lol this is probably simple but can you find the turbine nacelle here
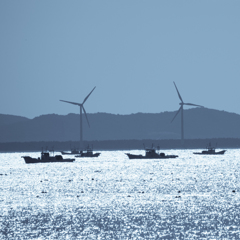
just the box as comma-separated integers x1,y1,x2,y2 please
172,82,203,122
60,86,96,128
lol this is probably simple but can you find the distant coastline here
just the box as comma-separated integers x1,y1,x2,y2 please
0,138,239,152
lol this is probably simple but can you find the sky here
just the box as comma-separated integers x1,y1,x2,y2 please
0,1,240,119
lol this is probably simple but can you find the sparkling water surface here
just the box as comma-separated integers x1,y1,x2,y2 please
0,149,240,239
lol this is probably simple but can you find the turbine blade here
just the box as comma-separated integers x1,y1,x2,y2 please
82,106,90,128
82,86,96,105
173,82,183,103
60,100,81,106
184,103,203,107
171,107,181,123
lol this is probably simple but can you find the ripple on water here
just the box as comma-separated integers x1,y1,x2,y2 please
0,150,240,239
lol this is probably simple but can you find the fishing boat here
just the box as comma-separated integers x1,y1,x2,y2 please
61,148,80,155
125,147,178,159
193,143,226,155
75,146,100,158
22,151,75,164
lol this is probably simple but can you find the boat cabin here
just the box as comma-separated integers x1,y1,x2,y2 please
41,151,63,160
205,143,216,153
145,148,165,158
41,151,50,159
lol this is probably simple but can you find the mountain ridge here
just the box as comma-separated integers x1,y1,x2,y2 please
0,108,240,142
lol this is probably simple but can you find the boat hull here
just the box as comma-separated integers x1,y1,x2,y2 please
22,156,75,164
61,151,80,155
125,153,178,159
75,153,101,158
193,150,226,155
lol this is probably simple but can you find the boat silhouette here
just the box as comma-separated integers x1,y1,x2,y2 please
61,147,80,155
22,150,75,164
193,143,226,155
75,146,100,158
125,146,178,159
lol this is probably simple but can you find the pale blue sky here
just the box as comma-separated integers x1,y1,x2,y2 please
0,1,239,118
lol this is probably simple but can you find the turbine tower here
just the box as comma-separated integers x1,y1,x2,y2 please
60,86,96,149
171,82,203,144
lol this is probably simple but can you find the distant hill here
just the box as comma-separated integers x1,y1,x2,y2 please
0,108,240,142
0,114,29,126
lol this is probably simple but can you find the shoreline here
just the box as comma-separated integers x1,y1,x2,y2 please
0,138,239,152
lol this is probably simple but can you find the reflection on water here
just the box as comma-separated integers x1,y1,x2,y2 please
0,150,240,239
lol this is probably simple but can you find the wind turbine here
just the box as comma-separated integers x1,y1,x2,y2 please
171,82,203,144
60,86,96,149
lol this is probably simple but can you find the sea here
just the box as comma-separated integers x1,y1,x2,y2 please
0,149,240,239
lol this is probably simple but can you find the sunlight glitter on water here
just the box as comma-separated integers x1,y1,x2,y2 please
0,149,240,239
